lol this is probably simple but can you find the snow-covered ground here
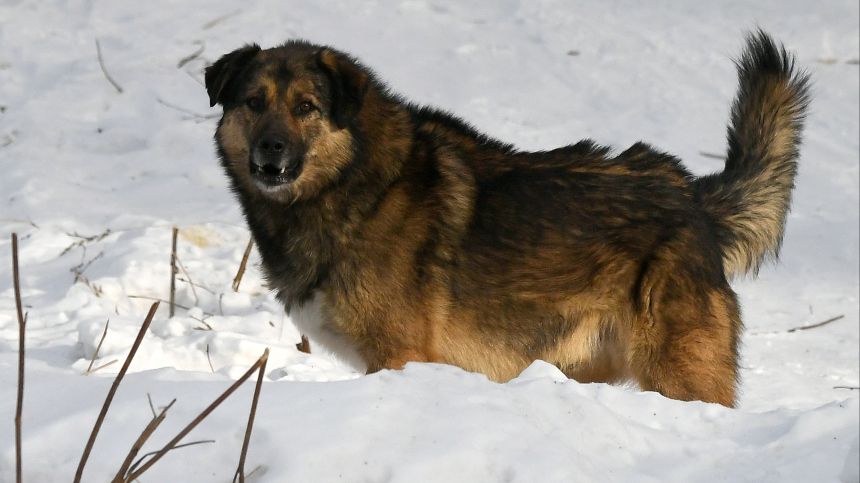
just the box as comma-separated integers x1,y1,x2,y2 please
0,1,857,481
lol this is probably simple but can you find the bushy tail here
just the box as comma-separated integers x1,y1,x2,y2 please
694,30,811,278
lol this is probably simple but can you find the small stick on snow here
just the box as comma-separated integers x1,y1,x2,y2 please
699,151,726,160
123,349,270,482
232,238,255,292
126,440,216,477
834,386,860,390
128,294,201,313
74,302,160,483
169,227,178,317
82,359,118,376
173,250,199,305
156,97,220,120
202,9,241,30
84,319,111,375
147,393,157,419
12,234,26,483
177,42,205,68
112,398,177,483
787,314,845,333
206,343,215,372
234,348,269,483
96,39,123,93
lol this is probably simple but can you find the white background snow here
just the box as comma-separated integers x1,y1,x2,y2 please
0,1,857,481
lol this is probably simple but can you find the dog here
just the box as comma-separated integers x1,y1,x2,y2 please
205,30,810,407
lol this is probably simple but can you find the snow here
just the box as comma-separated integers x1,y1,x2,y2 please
0,0,857,481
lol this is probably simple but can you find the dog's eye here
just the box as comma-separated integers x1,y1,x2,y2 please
297,101,314,114
246,98,265,112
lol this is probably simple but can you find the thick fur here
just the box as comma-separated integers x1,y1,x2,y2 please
205,31,810,407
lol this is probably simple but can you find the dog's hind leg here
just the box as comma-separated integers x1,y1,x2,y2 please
628,271,742,407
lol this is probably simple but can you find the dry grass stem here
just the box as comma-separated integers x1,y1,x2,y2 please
61,229,112,256
112,399,177,483
95,40,123,93
123,349,270,482
234,348,269,483
170,227,178,317
82,359,119,376
202,10,241,30
191,315,213,331
173,251,199,304
74,302,160,483
147,393,157,419
206,344,215,373
156,97,219,120
13,234,26,483
787,314,845,333
177,43,205,68
698,151,727,160
126,440,216,478
232,238,255,292
128,294,201,313
84,319,111,374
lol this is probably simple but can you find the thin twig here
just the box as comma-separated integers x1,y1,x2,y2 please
95,39,123,93
234,349,269,483
156,97,220,120
173,250,199,305
71,250,104,283
206,344,215,373
85,320,111,374
178,277,218,295
82,359,118,376
126,440,216,477
177,43,205,68
698,151,726,160
74,302,160,483
191,315,213,331
202,10,241,30
128,294,194,312
61,229,112,256
170,227,178,318
232,238,255,292
112,399,177,483
123,349,270,482
13,234,26,483
147,393,157,419
834,386,860,390
787,314,845,333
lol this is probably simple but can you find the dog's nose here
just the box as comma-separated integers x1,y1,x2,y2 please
252,133,292,174
257,134,286,158
250,133,302,185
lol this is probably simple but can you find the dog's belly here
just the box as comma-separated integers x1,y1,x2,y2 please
288,293,367,372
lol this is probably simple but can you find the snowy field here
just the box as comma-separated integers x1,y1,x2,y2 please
0,1,857,481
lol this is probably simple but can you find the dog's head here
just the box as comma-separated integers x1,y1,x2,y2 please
206,41,369,202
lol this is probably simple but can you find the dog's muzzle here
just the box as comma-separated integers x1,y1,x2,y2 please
250,133,302,188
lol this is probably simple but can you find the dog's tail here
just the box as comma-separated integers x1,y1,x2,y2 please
693,30,811,278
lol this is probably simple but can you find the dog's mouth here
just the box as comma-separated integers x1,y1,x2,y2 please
249,161,302,189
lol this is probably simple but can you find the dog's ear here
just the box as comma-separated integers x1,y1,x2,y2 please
317,49,369,129
205,44,261,107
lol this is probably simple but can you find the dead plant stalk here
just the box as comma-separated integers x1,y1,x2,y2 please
74,302,160,483
122,348,270,482
13,234,26,483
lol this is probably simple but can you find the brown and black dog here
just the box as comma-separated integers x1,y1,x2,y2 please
205,31,809,407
